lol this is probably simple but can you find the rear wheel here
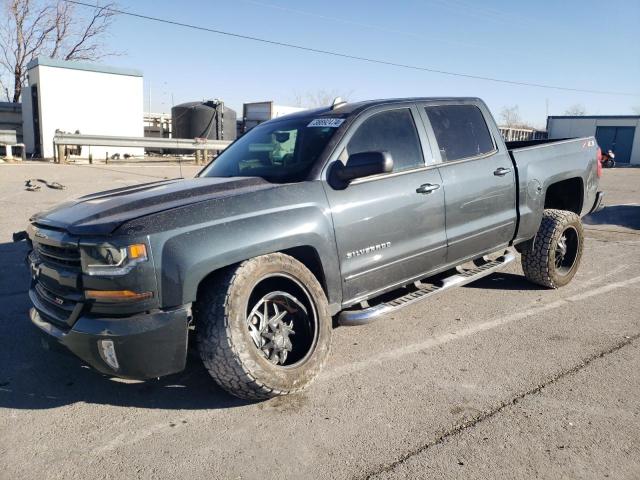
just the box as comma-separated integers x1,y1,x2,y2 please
521,209,584,288
196,253,331,400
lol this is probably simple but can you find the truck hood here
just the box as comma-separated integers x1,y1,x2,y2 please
31,177,276,235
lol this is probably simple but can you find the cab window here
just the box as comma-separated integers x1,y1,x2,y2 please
425,105,495,162
346,108,424,172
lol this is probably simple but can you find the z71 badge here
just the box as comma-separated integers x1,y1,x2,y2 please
346,242,391,259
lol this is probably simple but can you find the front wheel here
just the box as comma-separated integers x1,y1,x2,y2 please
521,209,584,288
196,253,332,400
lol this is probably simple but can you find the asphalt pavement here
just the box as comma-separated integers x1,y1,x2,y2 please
0,163,638,479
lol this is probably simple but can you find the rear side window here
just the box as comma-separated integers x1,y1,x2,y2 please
347,108,424,172
425,105,495,162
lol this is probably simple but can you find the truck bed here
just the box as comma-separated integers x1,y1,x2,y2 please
507,136,599,245
505,138,570,150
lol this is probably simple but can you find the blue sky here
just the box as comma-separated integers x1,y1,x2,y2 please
102,0,640,128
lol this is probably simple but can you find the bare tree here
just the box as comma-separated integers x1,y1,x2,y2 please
0,74,8,100
0,0,119,102
499,105,522,127
564,104,586,116
291,89,354,108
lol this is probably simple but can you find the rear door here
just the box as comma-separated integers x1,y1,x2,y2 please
322,105,447,305
419,101,517,264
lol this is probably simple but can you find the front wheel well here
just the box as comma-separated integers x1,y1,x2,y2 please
543,177,583,215
280,246,328,296
195,246,328,302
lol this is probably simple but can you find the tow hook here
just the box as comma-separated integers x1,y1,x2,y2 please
13,230,28,242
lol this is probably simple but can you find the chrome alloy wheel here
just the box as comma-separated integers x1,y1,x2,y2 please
554,225,579,275
246,284,317,366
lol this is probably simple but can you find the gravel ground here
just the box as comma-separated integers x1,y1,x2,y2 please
0,163,638,480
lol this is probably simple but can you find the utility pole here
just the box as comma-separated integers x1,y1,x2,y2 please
545,98,549,118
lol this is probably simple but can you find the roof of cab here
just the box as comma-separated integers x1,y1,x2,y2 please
270,97,483,123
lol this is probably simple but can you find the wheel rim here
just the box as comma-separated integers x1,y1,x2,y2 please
554,226,579,275
245,274,318,367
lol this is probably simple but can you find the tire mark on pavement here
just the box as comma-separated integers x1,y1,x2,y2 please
364,333,640,479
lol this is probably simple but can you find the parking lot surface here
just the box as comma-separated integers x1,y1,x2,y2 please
0,163,638,479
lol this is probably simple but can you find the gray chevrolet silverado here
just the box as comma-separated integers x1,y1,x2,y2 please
21,97,604,399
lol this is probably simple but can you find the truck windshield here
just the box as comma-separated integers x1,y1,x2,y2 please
200,118,341,183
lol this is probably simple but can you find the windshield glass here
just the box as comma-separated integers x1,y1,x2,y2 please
200,117,341,183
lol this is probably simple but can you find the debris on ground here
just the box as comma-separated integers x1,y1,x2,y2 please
25,178,66,191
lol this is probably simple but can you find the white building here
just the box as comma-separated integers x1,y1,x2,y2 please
22,57,144,159
242,101,305,133
498,126,547,142
547,115,640,165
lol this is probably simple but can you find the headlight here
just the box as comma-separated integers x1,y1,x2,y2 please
82,243,148,276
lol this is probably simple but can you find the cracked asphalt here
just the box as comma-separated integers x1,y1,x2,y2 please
0,163,638,479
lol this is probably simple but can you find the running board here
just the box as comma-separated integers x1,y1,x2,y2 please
338,250,516,326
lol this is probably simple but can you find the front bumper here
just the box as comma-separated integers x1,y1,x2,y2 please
589,191,605,214
29,301,190,379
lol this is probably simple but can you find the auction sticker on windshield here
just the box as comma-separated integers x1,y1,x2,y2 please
307,118,345,128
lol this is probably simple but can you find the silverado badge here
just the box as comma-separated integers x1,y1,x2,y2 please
346,242,391,259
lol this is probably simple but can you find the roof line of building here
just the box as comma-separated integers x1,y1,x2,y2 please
27,57,143,78
548,115,640,120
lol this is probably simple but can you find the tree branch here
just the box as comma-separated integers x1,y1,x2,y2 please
0,0,120,101
64,3,116,61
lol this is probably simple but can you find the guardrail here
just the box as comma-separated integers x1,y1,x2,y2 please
0,129,25,161
52,133,232,164
0,129,18,144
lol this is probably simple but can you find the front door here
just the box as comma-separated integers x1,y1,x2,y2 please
421,102,517,263
322,106,447,305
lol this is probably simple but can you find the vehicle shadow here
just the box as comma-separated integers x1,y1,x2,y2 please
584,204,640,230
462,272,546,291
0,241,251,411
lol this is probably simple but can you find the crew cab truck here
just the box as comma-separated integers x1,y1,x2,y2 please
20,97,604,400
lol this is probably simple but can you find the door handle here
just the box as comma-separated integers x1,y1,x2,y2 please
416,183,440,194
493,167,511,176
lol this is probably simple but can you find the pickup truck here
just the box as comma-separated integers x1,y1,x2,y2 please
20,97,604,400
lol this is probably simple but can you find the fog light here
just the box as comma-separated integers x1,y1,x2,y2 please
99,339,120,370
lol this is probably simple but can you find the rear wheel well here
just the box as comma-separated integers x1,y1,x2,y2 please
544,178,583,214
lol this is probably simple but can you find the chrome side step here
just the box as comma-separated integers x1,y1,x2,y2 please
338,250,516,326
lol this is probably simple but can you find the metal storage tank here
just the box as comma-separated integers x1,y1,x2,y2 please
171,100,237,141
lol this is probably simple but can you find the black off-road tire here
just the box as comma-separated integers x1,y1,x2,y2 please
521,209,584,288
195,253,332,400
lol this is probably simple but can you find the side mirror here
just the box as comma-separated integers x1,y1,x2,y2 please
329,151,393,189
274,131,291,143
